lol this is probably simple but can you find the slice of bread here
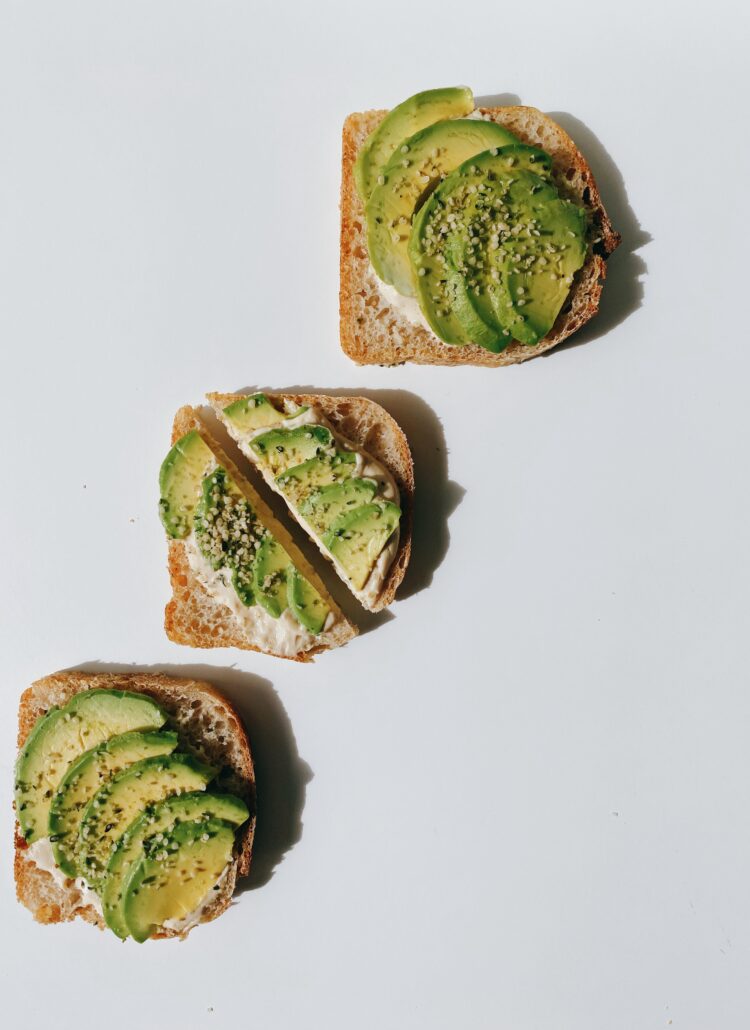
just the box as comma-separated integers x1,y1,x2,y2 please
207,392,414,612
340,105,621,367
15,670,254,940
164,406,357,661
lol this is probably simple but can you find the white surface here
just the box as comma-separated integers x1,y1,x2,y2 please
0,1,748,1027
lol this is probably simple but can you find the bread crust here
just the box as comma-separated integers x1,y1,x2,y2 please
15,670,255,940
207,392,414,611
164,406,357,660
340,106,621,367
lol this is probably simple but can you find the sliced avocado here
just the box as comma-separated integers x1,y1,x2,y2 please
354,86,475,202
159,430,215,539
286,567,329,634
409,145,552,345
366,118,517,296
250,425,334,476
409,148,584,347
492,187,587,344
77,753,214,888
276,452,356,506
102,791,249,940
15,690,167,844
299,477,379,534
322,502,401,591
222,393,307,433
49,729,178,877
252,535,291,618
123,817,236,943
194,467,260,607
444,146,553,347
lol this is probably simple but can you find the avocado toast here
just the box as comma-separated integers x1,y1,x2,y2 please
208,391,413,613
161,405,357,661
14,671,254,942
340,87,620,366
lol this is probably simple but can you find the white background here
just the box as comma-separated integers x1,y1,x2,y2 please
1,1,748,1027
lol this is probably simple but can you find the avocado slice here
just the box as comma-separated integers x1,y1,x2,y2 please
222,393,307,433
354,86,475,202
299,477,379,534
409,145,552,347
276,452,356,506
286,567,329,634
102,791,248,939
252,535,291,618
48,729,178,877
366,118,517,296
250,425,334,476
77,753,215,888
322,501,401,591
491,186,587,344
123,817,237,943
15,690,167,844
159,430,215,539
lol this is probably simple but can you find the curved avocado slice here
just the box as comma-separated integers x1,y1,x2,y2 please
410,145,554,348
252,535,291,618
250,425,334,476
77,753,215,889
223,393,307,433
123,817,236,943
354,86,475,202
286,567,329,634
491,185,587,344
322,501,401,591
366,118,517,297
159,430,215,539
276,452,356,506
299,477,379,534
102,792,249,939
49,729,178,877
15,690,167,844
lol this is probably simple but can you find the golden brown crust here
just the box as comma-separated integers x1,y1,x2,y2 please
340,106,620,367
164,406,357,659
15,670,255,939
207,392,414,611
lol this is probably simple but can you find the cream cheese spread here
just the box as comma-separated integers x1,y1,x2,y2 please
25,837,103,918
234,404,401,607
184,533,334,657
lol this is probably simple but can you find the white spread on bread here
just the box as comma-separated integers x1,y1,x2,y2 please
370,274,432,333
25,837,104,918
25,836,231,935
233,404,401,607
184,533,335,658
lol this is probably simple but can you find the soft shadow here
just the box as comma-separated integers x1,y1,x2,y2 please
203,387,465,604
468,96,650,352
545,111,650,353
67,660,312,892
475,92,522,108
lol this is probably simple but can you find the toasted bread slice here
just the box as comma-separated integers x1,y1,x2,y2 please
15,670,254,940
340,105,621,367
208,392,414,612
164,406,357,661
